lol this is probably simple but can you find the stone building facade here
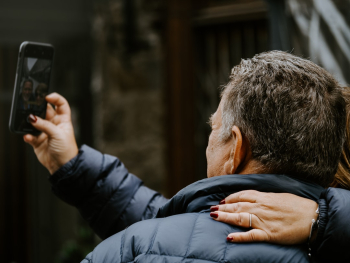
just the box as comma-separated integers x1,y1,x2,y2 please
91,0,167,193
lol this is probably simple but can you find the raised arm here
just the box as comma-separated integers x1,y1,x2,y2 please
24,93,168,239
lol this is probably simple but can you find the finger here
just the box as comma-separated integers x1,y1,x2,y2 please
46,103,68,126
29,115,58,137
23,132,48,148
211,211,258,228
46,104,70,126
211,202,257,214
45,93,71,116
45,103,56,121
223,190,264,204
23,134,36,146
227,229,269,243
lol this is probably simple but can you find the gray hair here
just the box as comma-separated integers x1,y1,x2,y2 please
220,51,346,187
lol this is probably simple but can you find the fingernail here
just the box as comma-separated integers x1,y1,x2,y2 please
210,212,218,218
227,236,234,242
29,114,37,123
210,206,219,211
219,199,225,204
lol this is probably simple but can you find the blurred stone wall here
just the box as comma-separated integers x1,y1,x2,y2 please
91,0,166,194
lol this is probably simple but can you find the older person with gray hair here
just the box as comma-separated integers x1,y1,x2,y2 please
24,51,350,262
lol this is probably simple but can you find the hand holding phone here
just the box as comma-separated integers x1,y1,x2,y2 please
23,93,79,175
9,41,54,135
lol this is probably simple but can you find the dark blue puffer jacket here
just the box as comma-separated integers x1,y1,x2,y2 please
82,173,324,263
50,145,350,263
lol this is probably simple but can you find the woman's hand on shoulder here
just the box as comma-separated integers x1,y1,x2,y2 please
210,190,318,245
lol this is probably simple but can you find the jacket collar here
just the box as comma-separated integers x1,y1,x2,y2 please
156,174,324,218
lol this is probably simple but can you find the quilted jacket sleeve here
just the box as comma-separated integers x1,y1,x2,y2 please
312,187,350,262
49,145,168,239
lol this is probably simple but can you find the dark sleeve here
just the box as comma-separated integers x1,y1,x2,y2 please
312,187,350,262
49,144,168,239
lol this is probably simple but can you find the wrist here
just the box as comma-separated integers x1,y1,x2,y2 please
48,147,79,175
49,153,80,182
309,197,328,251
309,207,319,244
308,206,320,257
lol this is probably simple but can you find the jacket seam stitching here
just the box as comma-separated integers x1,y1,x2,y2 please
93,157,142,237
98,154,105,182
183,213,200,259
120,226,127,263
222,230,229,262
96,177,142,236
146,220,161,254
128,253,218,263
141,193,160,220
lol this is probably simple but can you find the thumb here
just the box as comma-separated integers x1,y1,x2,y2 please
29,114,58,137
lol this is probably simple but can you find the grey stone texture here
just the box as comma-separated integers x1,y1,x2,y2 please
91,0,166,194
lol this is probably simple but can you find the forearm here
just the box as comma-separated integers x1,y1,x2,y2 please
49,145,168,239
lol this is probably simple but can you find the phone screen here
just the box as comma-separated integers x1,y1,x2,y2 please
10,42,54,134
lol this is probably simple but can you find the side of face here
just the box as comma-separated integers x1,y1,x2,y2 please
206,98,251,178
36,89,47,105
22,81,33,101
206,100,234,178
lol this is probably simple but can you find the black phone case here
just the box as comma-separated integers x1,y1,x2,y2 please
9,41,54,135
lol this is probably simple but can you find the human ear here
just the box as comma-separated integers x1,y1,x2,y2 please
224,126,247,174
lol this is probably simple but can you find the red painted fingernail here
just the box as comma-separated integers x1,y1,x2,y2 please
219,199,225,204
29,114,37,123
227,236,234,242
210,212,218,218
210,206,219,211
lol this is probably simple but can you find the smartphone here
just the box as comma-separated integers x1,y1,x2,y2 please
9,41,54,135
